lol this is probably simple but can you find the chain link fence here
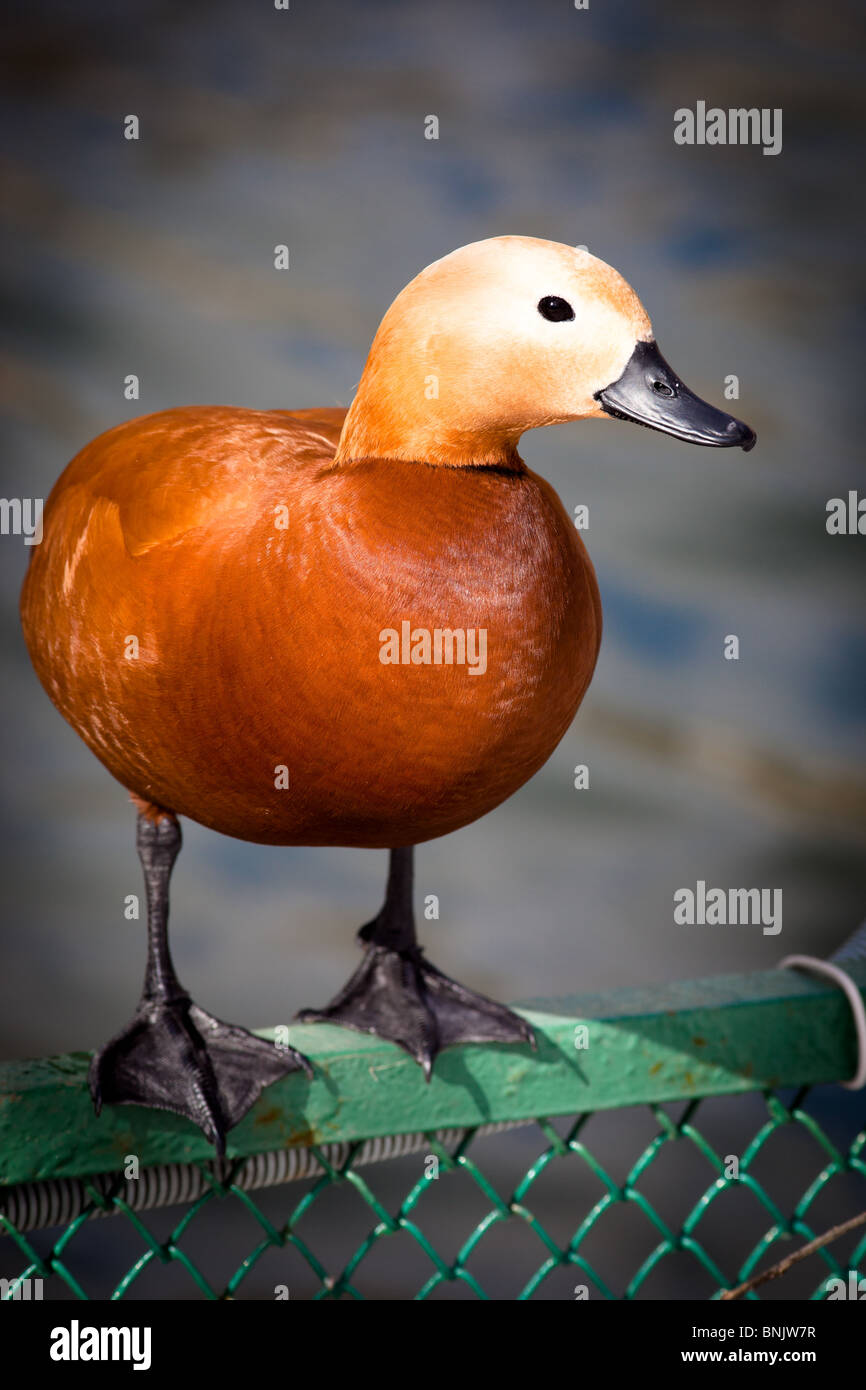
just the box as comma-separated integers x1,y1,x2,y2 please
2,964,864,1300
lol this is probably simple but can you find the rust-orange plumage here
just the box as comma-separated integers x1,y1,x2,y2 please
23,405,597,847
20,237,754,1149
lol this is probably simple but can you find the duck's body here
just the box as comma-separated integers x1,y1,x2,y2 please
20,237,754,1151
22,405,598,848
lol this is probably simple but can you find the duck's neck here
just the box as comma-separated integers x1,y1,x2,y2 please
334,381,523,471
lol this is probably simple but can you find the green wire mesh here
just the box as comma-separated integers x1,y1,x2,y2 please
1,1085,863,1300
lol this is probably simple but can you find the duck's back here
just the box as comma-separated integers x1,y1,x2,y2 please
22,406,600,847
30,405,346,558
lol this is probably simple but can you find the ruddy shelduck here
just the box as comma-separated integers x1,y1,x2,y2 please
21,236,756,1150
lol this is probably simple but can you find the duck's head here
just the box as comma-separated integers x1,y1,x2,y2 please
336,235,755,468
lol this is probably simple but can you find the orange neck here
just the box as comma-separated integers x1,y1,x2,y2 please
334,378,523,471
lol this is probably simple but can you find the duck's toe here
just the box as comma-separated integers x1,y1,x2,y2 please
418,956,537,1052
297,943,535,1077
89,996,311,1153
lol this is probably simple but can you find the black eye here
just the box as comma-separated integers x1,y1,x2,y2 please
538,295,575,322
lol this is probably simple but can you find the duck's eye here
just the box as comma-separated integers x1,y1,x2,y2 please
652,380,675,397
538,296,575,323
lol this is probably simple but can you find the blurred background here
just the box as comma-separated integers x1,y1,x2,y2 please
1,0,864,1299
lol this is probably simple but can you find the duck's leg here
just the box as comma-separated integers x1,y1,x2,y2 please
297,847,535,1076
89,810,311,1153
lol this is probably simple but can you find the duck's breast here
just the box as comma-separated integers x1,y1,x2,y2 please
192,455,600,844
22,420,600,847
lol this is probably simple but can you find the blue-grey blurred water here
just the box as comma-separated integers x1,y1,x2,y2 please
1,0,864,1299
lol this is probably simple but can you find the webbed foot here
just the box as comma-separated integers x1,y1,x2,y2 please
89,994,311,1153
298,942,535,1078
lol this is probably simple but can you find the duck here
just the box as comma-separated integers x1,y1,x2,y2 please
20,236,756,1152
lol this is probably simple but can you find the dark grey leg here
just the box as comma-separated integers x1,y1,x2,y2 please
298,846,535,1076
89,812,311,1153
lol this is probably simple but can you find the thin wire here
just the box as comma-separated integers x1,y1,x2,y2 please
781,920,866,1089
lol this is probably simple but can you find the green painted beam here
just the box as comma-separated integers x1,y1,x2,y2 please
0,965,863,1185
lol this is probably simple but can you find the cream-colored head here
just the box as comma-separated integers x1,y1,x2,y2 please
336,236,653,467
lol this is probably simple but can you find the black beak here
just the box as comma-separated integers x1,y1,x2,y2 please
595,340,756,452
